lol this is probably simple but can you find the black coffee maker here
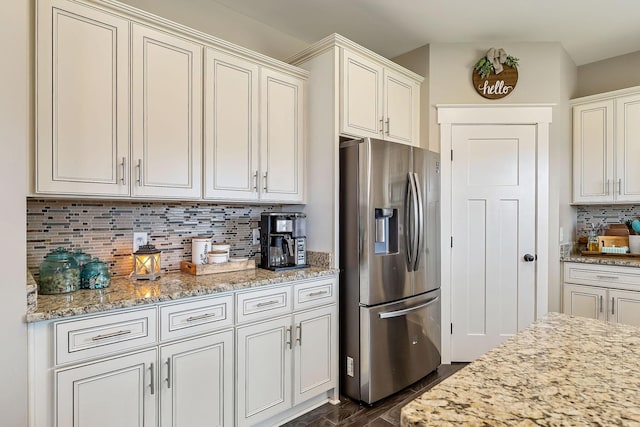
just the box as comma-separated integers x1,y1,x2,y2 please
260,212,308,271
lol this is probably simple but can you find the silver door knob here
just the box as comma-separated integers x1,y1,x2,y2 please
523,254,536,262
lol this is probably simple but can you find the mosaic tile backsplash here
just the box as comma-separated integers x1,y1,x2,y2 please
27,199,283,277
576,204,640,237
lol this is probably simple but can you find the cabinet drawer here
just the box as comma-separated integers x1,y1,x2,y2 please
160,294,233,341
55,307,157,365
564,262,640,290
236,285,292,324
294,278,337,310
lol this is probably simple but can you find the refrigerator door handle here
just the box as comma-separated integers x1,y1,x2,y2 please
412,172,425,272
378,296,440,319
404,173,414,268
408,173,420,270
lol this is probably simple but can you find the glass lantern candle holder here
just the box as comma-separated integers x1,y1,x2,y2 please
133,244,161,280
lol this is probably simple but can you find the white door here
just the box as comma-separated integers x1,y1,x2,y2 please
451,124,537,361
236,316,292,427
260,68,304,202
160,330,233,427
56,349,157,427
563,283,607,321
131,24,202,199
36,0,130,196
609,288,640,327
383,70,417,146
340,49,383,139
293,306,336,405
204,48,260,200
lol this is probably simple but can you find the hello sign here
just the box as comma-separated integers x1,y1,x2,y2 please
472,48,519,99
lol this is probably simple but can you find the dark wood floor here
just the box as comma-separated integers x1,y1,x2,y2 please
283,363,468,427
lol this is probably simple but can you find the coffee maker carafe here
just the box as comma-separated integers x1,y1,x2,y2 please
260,212,308,271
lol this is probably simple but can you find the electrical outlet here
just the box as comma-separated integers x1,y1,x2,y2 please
559,227,564,242
252,228,260,246
133,232,148,253
346,356,354,377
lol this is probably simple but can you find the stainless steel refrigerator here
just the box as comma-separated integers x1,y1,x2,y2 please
339,137,441,404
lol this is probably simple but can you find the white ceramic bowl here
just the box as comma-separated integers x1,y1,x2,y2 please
208,250,228,264
210,242,230,253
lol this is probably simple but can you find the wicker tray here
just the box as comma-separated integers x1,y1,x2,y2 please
180,259,255,275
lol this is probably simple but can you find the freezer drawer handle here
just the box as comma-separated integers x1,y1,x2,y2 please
378,296,440,319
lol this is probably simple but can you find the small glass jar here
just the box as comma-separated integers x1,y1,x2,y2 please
72,250,92,270
80,258,111,289
38,248,80,294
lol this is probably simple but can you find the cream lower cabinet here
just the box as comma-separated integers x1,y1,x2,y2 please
160,330,233,427
563,262,640,327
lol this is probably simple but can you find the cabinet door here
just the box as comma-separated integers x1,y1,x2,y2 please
615,93,640,202
36,0,129,196
340,49,384,139
383,70,419,146
56,349,157,427
608,289,640,327
204,48,260,200
160,330,233,427
572,100,614,203
131,24,202,199
260,68,304,202
563,283,607,321
293,305,336,405
236,316,292,427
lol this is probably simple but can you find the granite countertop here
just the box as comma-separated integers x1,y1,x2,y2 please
562,254,640,267
27,266,338,322
401,312,640,426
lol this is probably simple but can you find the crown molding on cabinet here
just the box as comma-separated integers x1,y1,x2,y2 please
571,85,640,105
286,33,423,83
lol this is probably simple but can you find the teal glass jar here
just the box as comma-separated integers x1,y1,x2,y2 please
80,258,111,289
38,248,80,294
72,250,92,270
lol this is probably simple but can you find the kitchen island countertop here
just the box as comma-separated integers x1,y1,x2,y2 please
401,312,640,426
27,266,337,322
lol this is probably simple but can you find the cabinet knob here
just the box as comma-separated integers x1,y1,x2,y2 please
523,254,536,262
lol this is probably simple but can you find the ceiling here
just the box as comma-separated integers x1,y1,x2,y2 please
212,0,640,66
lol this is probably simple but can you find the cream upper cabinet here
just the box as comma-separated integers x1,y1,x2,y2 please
341,49,420,146
204,54,305,203
131,24,202,199
204,48,260,200
572,88,640,203
36,0,130,196
260,68,305,202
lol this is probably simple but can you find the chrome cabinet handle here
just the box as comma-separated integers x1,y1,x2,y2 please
120,157,126,185
253,170,258,191
166,358,171,388
599,295,603,313
186,312,217,322
379,117,384,133
286,326,292,349
136,159,142,185
618,178,622,195
263,172,268,191
596,275,619,280
91,329,132,341
149,362,155,395
611,297,615,315
308,290,327,297
296,324,302,346
385,118,390,135
256,299,279,308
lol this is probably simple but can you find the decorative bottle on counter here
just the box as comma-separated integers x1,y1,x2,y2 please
80,258,111,289
38,247,80,294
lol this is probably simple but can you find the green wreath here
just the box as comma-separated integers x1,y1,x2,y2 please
474,50,519,79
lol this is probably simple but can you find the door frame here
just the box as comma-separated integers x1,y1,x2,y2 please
437,105,552,363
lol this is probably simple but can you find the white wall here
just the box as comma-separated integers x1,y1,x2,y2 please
0,0,30,425
577,51,640,97
117,0,308,60
428,42,577,312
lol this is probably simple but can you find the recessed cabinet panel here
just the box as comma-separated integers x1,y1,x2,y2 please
615,94,640,202
341,50,383,139
260,68,304,202
562,283,606,321
609,289,640,327
384,71,415,144
132,24,202,198
204,48,260,200
37,0,130,195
